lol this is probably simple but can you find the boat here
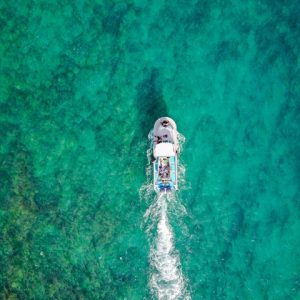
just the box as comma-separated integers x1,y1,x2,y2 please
152,117,179,193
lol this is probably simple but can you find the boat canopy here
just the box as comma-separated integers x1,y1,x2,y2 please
154,142,175,157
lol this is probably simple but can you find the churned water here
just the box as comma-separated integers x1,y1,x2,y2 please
144,193,189,300
0,0,300,299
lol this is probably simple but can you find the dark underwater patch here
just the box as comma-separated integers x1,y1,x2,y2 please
135,69,168,138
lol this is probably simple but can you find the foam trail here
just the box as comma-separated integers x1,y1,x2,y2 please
146,193,189,300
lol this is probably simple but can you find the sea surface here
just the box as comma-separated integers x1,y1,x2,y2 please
0,0,300,299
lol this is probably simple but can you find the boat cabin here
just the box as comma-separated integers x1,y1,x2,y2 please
153,143,178,192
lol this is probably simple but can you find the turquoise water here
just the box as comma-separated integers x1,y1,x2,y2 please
1,0,300,299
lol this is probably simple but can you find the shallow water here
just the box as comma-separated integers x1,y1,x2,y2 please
0,0,300,299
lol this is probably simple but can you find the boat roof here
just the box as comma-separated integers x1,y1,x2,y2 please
154,142,175,157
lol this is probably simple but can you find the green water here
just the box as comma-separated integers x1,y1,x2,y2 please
1,0,300,299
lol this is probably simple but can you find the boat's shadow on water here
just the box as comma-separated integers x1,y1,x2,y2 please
135,69,169,139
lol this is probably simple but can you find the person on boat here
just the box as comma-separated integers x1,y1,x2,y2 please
163,134,168,141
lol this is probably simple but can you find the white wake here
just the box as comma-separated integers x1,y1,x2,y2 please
144,194,189,300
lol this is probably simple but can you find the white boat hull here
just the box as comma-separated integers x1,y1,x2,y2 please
152,117,179,193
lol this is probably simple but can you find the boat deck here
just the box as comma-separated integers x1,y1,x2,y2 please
154,156,177,191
